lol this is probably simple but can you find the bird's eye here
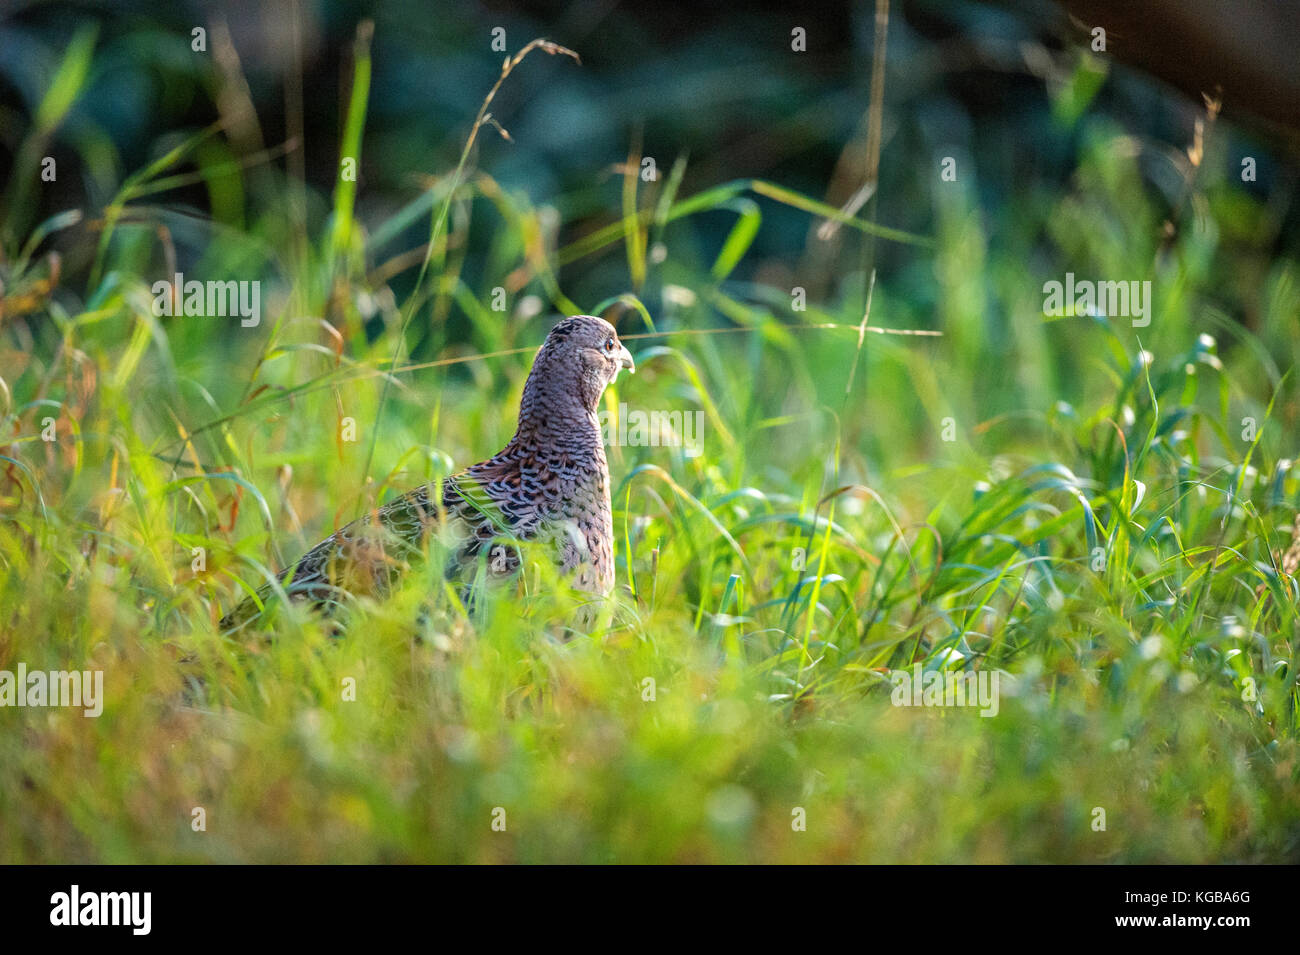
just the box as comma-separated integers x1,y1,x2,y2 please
604,337,615,352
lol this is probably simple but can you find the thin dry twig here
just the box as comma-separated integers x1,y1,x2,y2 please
819,0,889,241
359,38,581,513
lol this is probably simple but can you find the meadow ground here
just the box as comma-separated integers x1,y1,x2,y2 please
1,27,1299,863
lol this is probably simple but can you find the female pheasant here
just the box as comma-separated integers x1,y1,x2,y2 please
220,315,635,630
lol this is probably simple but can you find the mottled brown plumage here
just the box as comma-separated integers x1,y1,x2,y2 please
220,315,634,630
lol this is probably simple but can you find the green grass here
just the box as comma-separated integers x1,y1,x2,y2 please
2,30,1299,863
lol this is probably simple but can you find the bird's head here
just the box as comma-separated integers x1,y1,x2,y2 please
524,315,635,417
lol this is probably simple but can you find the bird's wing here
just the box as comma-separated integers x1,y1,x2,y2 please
219,482,440,629
219,455,536,631
439,454,542,578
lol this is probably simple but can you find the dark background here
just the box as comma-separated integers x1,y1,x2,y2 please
3,0,1294,335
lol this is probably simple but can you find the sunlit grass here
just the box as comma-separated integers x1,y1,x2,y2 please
1,29,1298,863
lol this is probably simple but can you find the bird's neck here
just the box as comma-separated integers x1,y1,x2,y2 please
510,409,605,456
512,364,606,451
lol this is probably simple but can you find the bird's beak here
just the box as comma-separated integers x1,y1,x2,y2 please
618,344,635,373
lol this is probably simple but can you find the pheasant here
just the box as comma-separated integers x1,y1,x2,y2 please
220,315,635,630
